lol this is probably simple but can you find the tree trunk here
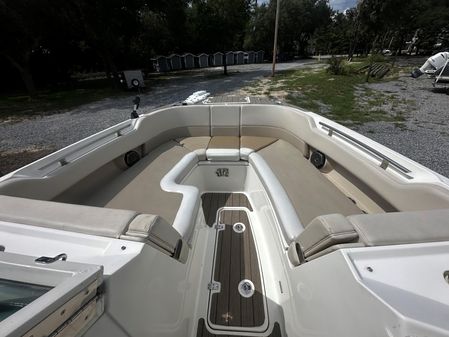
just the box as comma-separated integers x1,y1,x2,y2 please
3,53,37,97
19,67,37,97
370,35,379,54
100,51,119,87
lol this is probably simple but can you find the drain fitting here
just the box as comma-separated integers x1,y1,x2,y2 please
233,222,246,233
238,279,255,298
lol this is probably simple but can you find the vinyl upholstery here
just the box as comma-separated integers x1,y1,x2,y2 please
257,139,363,225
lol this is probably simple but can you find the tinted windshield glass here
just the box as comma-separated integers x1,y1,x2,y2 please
0,279,52,322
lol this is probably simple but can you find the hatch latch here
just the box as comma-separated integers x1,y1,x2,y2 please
208,281,221,292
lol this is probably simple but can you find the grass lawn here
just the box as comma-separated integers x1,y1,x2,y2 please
0,80,133,121
246,58,408,125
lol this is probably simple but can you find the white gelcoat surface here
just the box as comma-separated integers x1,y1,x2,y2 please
0,221,142,275
2,152,449,337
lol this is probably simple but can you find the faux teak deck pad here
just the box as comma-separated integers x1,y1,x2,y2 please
196,319,281,337
200,193,271,333
201,193,253,227
210,209,265,328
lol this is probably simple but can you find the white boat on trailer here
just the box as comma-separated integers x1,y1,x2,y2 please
1,97,449,337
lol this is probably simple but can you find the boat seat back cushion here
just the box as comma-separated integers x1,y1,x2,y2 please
206,136,240,161
348,209,449,246
210,105,240,136
297,214,359,258
121,214,181,255
240,136,278,160
0,195,137,238
176,136,211,161
296,208,449,262
84,141,189,225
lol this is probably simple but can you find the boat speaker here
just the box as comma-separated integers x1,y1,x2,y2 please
310,151,326,169
124,151,141,167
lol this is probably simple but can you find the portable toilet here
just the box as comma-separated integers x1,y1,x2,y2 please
196,53,209,68
212,52,224,66
168,54,182,71
225,52,234,65
155,56,169,72
182,53,195,69
256,50,265,63
234,51,244,65
247,51,256,64
149,58,157,72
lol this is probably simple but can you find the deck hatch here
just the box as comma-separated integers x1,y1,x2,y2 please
201,193,253,227
208,208,267,331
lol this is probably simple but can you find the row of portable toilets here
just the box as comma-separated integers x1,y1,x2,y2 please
150,51,265,73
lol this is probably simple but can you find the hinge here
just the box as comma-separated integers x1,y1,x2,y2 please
208,281,221,292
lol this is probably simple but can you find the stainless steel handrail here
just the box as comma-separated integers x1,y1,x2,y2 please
319,121,412,175
37,121,134,172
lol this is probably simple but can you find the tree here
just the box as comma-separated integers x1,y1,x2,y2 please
244,3,275,53
244,0,332,58
0,0,51,96
187,0,251,74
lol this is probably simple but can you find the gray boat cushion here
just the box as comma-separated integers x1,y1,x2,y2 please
0,195,137,238
84,141,190,224
298,214,359,258
123,214,181,254
287,242,302,266
257,139,362,224
208,136,240,149
240,136,277,152
206,149,240,162
306,243,365,260
177,136,211,151
295,209,449,262
349,209,449,246
176,136,211,161
210,105,240,136
206,136,240,161
240,136,278,160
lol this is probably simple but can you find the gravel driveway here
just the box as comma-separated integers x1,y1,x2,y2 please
352,58,449,178
0,61,313,174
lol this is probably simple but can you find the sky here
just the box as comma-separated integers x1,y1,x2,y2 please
329,0,357,11
259,0,358,12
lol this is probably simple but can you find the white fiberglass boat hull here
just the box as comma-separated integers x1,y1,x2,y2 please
0,101,449,337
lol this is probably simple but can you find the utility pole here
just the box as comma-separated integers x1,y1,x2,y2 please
271,0,280,77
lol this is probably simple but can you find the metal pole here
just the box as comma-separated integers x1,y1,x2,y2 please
271,0,280,77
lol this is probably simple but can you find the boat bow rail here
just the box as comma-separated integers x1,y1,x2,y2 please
319,122,412,178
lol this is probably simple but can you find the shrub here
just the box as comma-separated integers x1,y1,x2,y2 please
327,56,347,75
368,53,387,64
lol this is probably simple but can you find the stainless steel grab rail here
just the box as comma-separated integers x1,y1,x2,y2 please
319,121,412,175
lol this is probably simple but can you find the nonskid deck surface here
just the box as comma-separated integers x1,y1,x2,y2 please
196,319,282,337
66,139,362,229
202,193,253,227
210,209,265,328
200,193,276,336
